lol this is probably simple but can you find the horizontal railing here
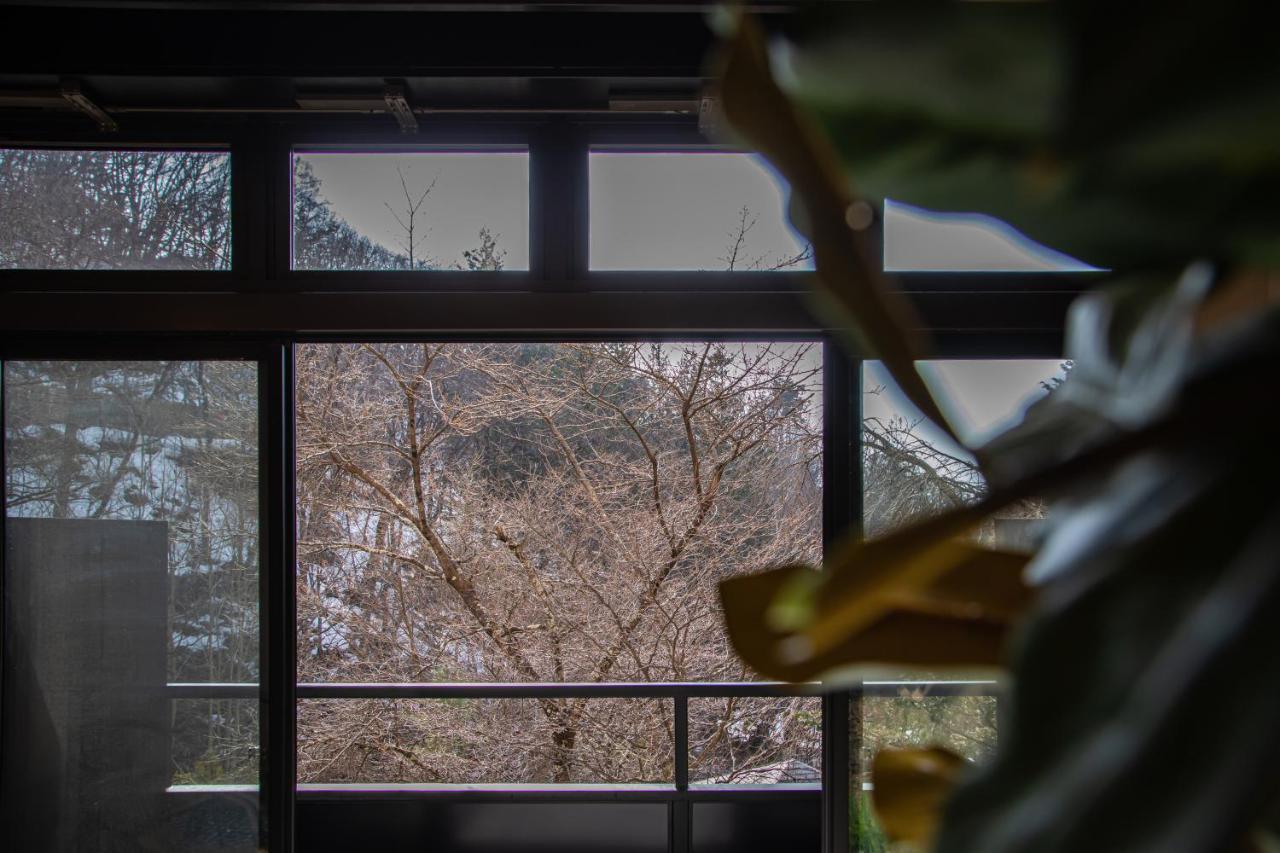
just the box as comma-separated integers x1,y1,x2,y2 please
166,679,999,792
166,679,999,700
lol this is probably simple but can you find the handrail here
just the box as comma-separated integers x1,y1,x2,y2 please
166,679,999,700
164,679,1000,791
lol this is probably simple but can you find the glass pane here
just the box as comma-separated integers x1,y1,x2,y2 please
852,359,1062,849
293,151,529,271
298,698,671,784
862,692,998,769
296,341,821,686
3,360,261,851
883,198,1099,272
862,358,1066,539
849,685,999,853
589,152,813,271
689,697,822,786
172,699,261,786
0,149,231,270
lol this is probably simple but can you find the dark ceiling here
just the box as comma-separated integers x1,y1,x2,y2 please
0,2,803,131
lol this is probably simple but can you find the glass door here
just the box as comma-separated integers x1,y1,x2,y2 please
2,351,274,852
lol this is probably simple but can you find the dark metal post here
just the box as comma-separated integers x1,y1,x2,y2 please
231,124,269,286
530,119,588,288
672,696,690,853
822,343,862,853
263,341,297,852
674,696,689,791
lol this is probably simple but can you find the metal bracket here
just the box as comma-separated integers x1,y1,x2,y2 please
697,93,719,138
383,83,418,134
59,78,118,131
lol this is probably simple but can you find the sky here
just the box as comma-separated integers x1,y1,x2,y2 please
863,359,1066,453
883,199,1100,273
589,152,814,271
299,149,1095,275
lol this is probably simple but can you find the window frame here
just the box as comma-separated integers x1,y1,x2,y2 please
0,113,1084,853
0,334,295,853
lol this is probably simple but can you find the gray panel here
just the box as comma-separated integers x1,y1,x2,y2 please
692,800,821,853
297,801,669,853
2,518,171,851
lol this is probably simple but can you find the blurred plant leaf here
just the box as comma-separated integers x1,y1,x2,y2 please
720,537,1032,682
713,5,1280,851
939,416,1280,853
770,0,1280,271
872,747,967,846
926,287,1280,853
977,262,1215,494
714,11,959,444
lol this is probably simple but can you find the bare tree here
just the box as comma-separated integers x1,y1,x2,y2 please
0,149,231,270
383,166,438,271
720,204,813,272
294,342,823,783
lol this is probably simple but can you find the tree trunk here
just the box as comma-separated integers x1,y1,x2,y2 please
551,725,577,783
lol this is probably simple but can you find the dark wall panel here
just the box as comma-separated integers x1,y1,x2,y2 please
692,799,821,853
297,800,668,853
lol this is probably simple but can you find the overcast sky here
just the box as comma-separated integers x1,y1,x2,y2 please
864,359,1065,452
301,152,531,270
589,153,814,271
301,150,1094,274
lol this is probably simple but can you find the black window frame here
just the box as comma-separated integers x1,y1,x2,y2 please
0,334,295,853
0,113,1087,853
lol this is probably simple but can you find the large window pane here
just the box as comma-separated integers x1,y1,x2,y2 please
589,152,813,271
3,359,261,851
296,342,822,783
292,151,529,271
0,149,231,270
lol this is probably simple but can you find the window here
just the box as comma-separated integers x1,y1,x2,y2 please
589,152,813,271
3,358,261,851
295,341,822,785
850,358,1067,851
292,150,529,271
0,120,1085,853
0,149,231,271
